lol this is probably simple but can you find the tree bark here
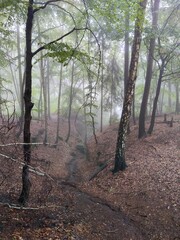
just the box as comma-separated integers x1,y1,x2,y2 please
124,12,129,96
16,22,25,138
168,81,172,111
55,64,63,144
37,16,48,143
148,63,165,134
18,0,34,205
112,0,147,174
175,81,180,114
47,57,51,119
138,0,160,138
66,61,75,143
100,39,104,132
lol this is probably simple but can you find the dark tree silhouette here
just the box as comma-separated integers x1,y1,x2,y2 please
148,41,179,135
18,0,89,204
18,0,34,204
138,0,160,139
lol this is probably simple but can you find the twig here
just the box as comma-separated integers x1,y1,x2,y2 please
89,160,111,181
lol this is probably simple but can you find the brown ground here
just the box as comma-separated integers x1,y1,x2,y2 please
0,115,179,240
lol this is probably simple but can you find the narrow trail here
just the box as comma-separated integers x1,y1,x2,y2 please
61,135,147,239
1,118,179,239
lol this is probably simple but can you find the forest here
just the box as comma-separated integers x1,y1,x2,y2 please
0,0,179,239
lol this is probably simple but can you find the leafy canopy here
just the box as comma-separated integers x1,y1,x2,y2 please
44,42,93,66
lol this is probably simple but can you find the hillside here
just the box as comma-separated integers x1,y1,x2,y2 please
0,115,179,239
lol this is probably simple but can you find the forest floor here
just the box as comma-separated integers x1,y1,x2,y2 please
0,115,179,240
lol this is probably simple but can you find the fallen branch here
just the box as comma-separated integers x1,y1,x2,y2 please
0,142,57,147
89,161,110,181
0,202,63,210
0,202,42,210
0,153,54,180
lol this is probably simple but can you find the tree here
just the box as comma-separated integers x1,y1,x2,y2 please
66,60,75,143
18,0,92,204
175,81,179,114
18,0,34,204
112,0,148,174
148,39,179,134
55,63,63,144
138,0,160,139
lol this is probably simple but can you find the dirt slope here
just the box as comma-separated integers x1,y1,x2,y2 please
78,116,180,240
0,115,179,239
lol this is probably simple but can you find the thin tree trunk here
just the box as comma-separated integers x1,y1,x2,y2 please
40,53,48,144
83,77,88,145
168,81,172,111
55,64,63,144
159,82,166,114
19,0,34,205
148,63,165,134
175,82,180,114
47,57,51,119
8,60,19,103
37,17,48,143
132,94,136,125
124,12,129,95
109,74,114,126
138,0,160,138
112,0,147,174
66,61,75,143
100,40,104,132
16,22,24,137
38,86,43,121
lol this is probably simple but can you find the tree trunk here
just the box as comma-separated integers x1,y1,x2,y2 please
148,63,165,134
66,61,75,143
38,85,43,121
112,0,147,174
109,73,114,126
138,0,160,138
175,81,180,114
124,12,129,96
100,40,104,132
55,64,63,144
40,53,48,144
18,0,34,205
168,81,172,111
47,57,51,119
83,77,88,145
124,12,131,133
37,17,48,143
16,22,25,138
132,94,136,125
159,82,165,114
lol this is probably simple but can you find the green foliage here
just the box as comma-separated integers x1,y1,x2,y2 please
0,0,27,24
0,49,9,67
87,0,141,40
44,42,92,66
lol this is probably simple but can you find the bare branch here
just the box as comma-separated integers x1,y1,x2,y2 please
33,0,61,13
160,3,180,35
32,27,87,56
0,153,54,180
